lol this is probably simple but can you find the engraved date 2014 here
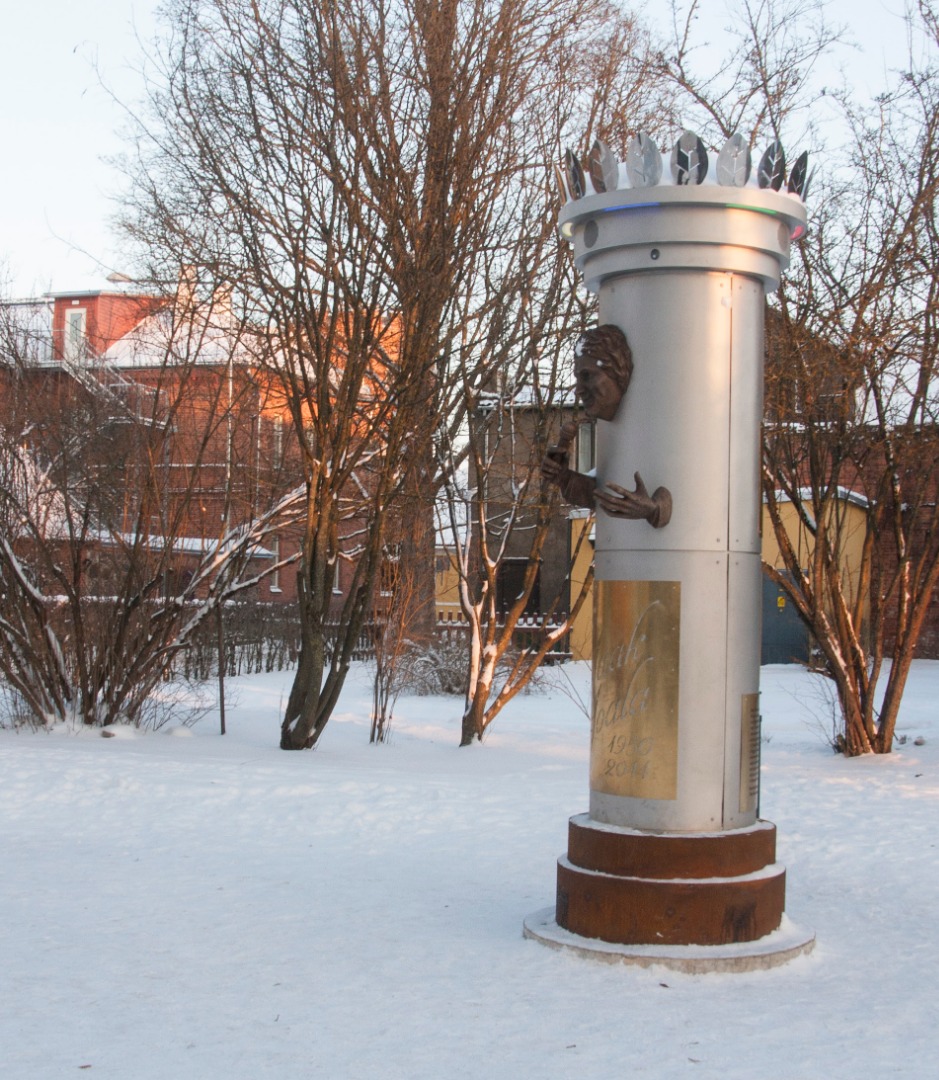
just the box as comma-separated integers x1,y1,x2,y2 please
603,733,654,779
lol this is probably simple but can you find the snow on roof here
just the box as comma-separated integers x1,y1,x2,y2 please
435,461,471,549
477,386,578,410
766,485,870,509
435,490,469,549
101,304,257,369
95,531,274,559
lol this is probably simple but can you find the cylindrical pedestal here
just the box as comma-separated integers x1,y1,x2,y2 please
557,815,784,945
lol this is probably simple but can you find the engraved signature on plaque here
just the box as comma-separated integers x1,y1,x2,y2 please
591,580,680,800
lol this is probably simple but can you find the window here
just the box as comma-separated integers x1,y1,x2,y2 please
577,421,596,474
269,534,281,592
496,558,540,616
435,552,454,585
379,544,401,596
332,555,342,594
272,416,283,468
64,308,86,362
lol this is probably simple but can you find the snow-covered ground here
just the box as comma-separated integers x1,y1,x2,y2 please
2,661,937,1079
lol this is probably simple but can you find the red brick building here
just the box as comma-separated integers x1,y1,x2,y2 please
1,289,299,600
2,287,434,615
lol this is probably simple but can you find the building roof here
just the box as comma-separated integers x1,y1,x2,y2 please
101,303,255,369
767,485,870,509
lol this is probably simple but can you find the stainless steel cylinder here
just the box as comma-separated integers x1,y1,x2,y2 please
559,184,806,833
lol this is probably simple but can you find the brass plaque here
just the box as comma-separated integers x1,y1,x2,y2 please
591,580,680,800
739,693,761,814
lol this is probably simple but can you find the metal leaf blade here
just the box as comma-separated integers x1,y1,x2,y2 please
625,133,662,188
716,133,752,187
788,150,809,197
757,140,786,190
565,148,586,200
670,130,708,185
589,138,620,193
553,162,570,202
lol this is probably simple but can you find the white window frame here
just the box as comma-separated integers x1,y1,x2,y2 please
269,534,281,593
577,421,596,474
64,307,86,362
332,555,342,594
272,416,284,469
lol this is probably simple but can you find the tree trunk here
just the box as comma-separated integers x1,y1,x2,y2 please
460,687,488,746
838,680,874,756
280,633,326,750
872,650,915,753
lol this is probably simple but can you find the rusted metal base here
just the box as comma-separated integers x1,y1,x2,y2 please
556,814,786,946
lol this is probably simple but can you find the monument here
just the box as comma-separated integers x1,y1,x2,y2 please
525,132,816,971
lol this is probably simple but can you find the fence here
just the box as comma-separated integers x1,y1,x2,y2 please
178,602,301,680
179,605,571,679
178,603,379,680
433,610,572,663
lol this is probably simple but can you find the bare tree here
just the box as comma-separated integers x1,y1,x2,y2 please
442,398,597,746
368,516,435,744
423,1,667,745
122,0,440,748
122,0,667,749
763,1,939,754
657,0,841,145
0,289,297,728
659,0,939,754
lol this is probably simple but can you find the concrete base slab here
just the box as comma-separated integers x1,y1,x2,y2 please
523,907,815,973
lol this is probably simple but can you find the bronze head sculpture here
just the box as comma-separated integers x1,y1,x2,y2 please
574,325,633,421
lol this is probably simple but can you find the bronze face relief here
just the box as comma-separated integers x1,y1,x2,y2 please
573,325,633,421
541,325,672,528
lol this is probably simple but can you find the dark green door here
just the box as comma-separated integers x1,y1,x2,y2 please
761,574,810,664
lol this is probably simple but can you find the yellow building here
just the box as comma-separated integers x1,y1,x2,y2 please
760,488,869,603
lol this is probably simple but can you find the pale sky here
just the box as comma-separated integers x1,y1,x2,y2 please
0,0,916,299
0,1,160,296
